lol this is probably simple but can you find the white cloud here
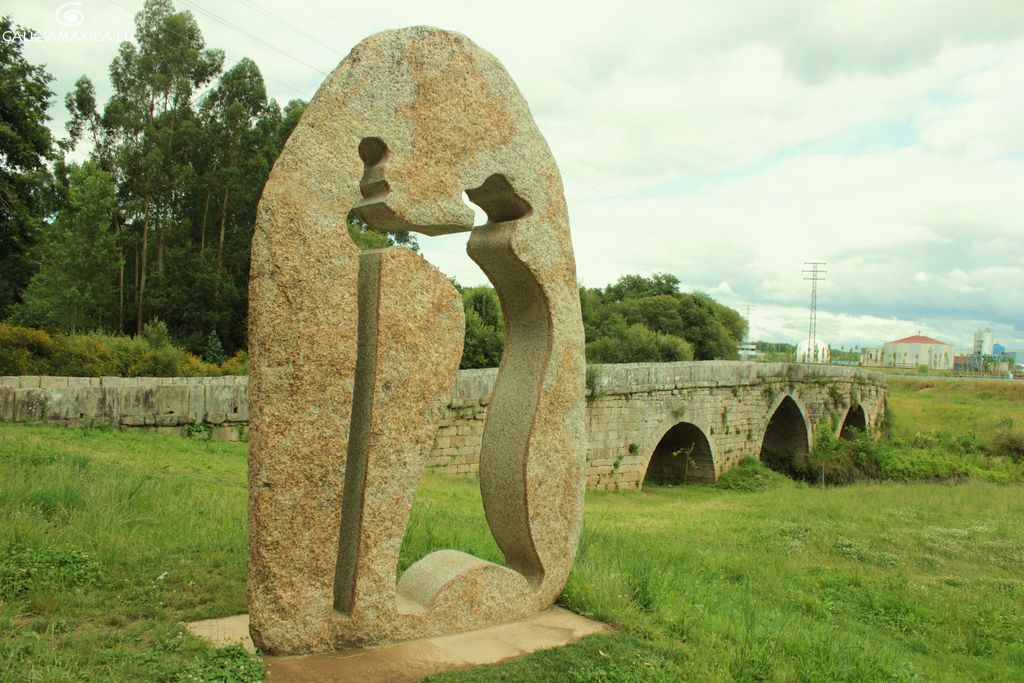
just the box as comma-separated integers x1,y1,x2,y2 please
8,0,1024,349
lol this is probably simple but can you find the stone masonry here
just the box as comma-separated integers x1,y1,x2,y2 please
1,361,885,490
0,374,249,442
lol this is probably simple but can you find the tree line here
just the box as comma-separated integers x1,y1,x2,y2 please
461,273,746,369
1,2,745,371
2,2,308,355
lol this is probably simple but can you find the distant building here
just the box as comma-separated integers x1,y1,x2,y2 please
737,342,760,360
994,349,1021,371
796,339,830,364
994,342,1006,355
974,328,994,355
880,335,953,369
860,347,883,366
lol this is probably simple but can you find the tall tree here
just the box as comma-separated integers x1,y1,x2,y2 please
63,76,100,151
102,0,223,333
275,99,307,150
61,75,135,330
9,163,119,332
199,57,266,258
11,4,308,352
0,17,56,318
147,59,292,354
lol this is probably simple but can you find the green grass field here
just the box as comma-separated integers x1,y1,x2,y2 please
886,375,1024,440
2,377,1023,681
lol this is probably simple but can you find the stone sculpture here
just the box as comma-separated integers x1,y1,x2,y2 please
248,27,586,654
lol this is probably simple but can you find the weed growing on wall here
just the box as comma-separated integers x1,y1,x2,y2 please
183,421,213,441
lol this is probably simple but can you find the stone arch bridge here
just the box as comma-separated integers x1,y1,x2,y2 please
434,362,886,490
571,362,885,490
1,362,885,491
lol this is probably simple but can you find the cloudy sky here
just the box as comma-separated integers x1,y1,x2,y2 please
10,0,1024,350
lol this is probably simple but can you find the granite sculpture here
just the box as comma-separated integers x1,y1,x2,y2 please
247,26,586,654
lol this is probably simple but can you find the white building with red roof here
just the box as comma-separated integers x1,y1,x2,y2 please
871,334,953,370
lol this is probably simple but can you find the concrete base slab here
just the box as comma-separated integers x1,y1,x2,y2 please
186,607,610,681
186,613,256,653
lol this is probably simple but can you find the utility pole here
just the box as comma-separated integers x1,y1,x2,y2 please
803,262,827,363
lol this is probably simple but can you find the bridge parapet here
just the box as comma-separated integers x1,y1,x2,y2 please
588,361,884,394
1,362,886,489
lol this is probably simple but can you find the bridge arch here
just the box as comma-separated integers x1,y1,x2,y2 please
838,403,867,439
643,421,716,486
759,395,811,479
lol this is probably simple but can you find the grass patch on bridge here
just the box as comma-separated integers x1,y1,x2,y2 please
3,418,1023,681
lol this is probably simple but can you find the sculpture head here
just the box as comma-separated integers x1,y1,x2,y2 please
261,26,564,243
353,136,531,236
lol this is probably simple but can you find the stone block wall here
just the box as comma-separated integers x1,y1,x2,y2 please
0,362,886,489
0,375,250,441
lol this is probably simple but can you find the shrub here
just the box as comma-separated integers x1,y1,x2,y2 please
141,318,172,348
0,323,247,377
51,333,118,376
585,365,603,401
179,354,217,377
0,323,56,374
183,420,213,440
990,428,1024,463
872,443,970,481
760,425,1019,487
586,324,693,364
717,458,791,491
809,422,840,485
219,350,249,376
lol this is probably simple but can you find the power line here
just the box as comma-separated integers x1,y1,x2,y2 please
175,0,331,77
802,262,827,363
233,0,347,58
293,0,370,43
